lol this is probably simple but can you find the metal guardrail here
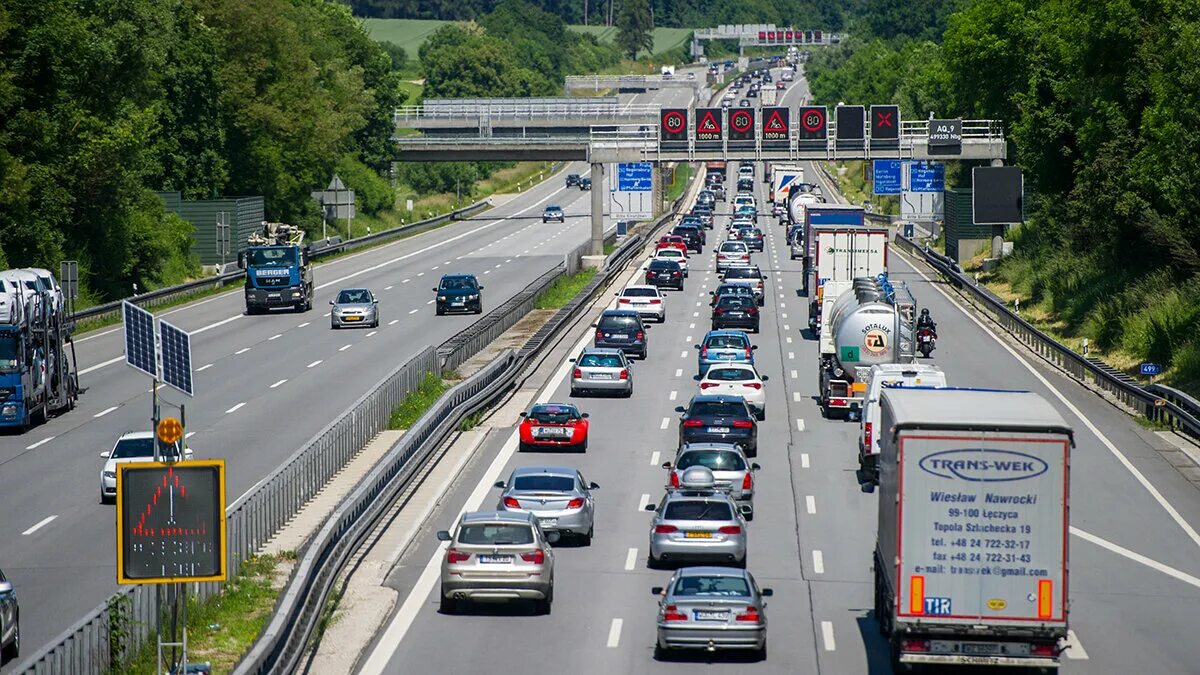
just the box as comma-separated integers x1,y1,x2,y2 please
892,233,1200,443
70,200,493,324
395,103,660,122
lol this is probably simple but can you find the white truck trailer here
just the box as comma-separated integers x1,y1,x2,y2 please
874,387,1072,671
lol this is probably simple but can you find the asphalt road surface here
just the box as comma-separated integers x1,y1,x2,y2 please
0,81,697,665
358,78,1200,673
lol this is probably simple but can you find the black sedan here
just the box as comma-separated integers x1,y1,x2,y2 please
645,259,685,290
676,395,758,457
711,295,760,333
434,274,484,315
671,225,705,252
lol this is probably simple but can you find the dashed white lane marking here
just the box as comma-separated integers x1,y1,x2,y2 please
806,496,817,514
94,406,118,418
235,347,250,355
25,436,55,450
417,272,425,277
307,360,322,368
270,379,287,389
688,323,695,329
389,319,399,325
483,270,490,274
793,392,801,402
197,363,213,372
402,278,410,284
409,309,419,315
680,351,688,358
675,369,683,377
786,336,793,343
269,334,282,341
660,417,670,430
669,390,677,401
782,313,788,319
796,418,805,431
225,402,246,414
780,302,786,308
1064,629,1090,660
625,548,639,571
506,259,513,263
783,324,790,331
692,311,699,317
790,370,798,379
22,515,57,536
494,264,502,269
606,618,623,648
638,493,650,511
339,344,352,352
366,330,377,337
426,300,435,305
384,286,393,291
432,266,439,271
788,352,795,359
813,550,825,574
650,451,661,466
685,336,692,343
695,301,701,307
801,453,810,468
821,621,836,651
298,322,310,328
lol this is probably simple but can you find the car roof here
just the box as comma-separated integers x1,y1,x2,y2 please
510,465,577,479
623,285,659,292
882,388,1074,435
679,441,748,454
545,204,561,209
460,510,535,525
117,431,155,441
689,393,747,404
675,565,749,579
601,309,641,317
579,347,625,356
337,287,371,294
441,274,477,280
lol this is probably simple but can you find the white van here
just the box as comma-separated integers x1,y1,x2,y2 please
857,364,947,487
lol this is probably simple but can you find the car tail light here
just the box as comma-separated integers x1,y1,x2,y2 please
595,330,604,341
619,298,631,304
619,368,629,380
747,307,758,314
735,606,761,622
900,639,930,652
636,331,645,340
831,398,847,407
700,382,719,389
650,298,662,304
503,496,521,508
672,271,681,277
744,347,752,358
714,307,725,314
521,549,545,564
733,419,754,428
566,498,584,509
655,524,679,534
573,368,582,379
718,525,742,535
446,548,471,563
663,605,688,622
700,346,708,358
742,382,762,389
1031,643,1059,657
683,419,705,427
864,422,873,449
742,472,753,490
669,471,680,487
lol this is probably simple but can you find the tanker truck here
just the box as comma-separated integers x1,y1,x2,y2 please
817,276,916,420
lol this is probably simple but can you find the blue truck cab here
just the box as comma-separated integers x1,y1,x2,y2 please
239,223,314,314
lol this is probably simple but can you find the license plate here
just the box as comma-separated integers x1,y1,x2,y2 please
535,426,569,436
708,427,730,433
452,301,464,306
591,373,613,380
719,354,736,360
610,334,628,340
539,518,558,528
268,293,280,298
694,610,729,621
478,554,513,564
962,643,1001,655
684,531,713,539
344,315,362,321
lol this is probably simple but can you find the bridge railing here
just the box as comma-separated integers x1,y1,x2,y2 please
394,102,662,122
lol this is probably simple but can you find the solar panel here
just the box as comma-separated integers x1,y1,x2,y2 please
123,302,157,378
159,319,194,397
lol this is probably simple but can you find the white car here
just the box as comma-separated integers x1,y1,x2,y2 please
738,166,755,179
733,196,756,211
698,363,768,420
716,241,751,272
616,285,666,322
99,431,193,503
653,249,689,276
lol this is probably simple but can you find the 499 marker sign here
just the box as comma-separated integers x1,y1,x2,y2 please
660,108,687,142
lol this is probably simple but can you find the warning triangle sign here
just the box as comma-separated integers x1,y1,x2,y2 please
764,110,788,133
698,111,720,133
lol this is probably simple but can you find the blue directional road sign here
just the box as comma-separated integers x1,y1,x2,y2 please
1140,363,1163,376
873,160,902,195
617,163,653,192
909,162,945,193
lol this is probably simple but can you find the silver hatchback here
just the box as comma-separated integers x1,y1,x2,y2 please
330,288,378,328
666,444,760,519
652,566,772,659
495,466,599,544
569,348,633,397
437,511,558,614
646,467,749,568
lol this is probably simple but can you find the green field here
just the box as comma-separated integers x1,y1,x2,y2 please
361,18,692,58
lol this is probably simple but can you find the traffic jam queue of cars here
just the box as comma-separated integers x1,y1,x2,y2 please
434,159,777,661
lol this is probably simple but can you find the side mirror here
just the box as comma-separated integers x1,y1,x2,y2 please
0,581,13,595
644,504,657,512
373,299,378,304
494,481,506,489
751,463,761,471
588,482,600,490
591,323,598,328
614,292,619,297
519,412,528,417
546,531,562,544
693,344,700,349
761,588,774,597
581,413,589,419
761,375,769,381
751,345,759,350
739,504,753,517
478,285,484,289
237,253,246,269
328,300,335,305
674,406,686,414
661,462,673,470
651,586,665,596
568,358,576,363
99,451,111,458
432,288,438,292
436,530,452,541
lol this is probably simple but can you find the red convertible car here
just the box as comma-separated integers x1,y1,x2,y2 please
518,403,589,452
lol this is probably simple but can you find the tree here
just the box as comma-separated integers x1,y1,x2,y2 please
616,0,654,60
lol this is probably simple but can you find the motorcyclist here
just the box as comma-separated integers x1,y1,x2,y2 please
916,308,938,339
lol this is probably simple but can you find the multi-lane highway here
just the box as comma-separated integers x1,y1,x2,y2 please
0,82,698,662
354,67,1200,674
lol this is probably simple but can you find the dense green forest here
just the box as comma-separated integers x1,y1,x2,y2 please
807,0,1200,389
347,0,843,30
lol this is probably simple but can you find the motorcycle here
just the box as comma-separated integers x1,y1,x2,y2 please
917,327,936,357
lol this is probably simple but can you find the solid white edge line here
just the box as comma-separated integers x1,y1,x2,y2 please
821,621,836,651
606,618,623,648
624,548,638,572
1070,526,1200,590
22,515,57,536
900,250,1200,550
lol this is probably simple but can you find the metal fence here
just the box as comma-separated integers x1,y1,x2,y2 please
892,233,1200,442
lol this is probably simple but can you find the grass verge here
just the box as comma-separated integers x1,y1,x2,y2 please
666,163,694,203
388,372,448,430
536,269,597,310
121,552,294,674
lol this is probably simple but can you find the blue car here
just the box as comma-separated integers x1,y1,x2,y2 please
695,330,757,377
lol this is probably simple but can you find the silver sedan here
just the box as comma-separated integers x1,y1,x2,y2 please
330,288,378,328
652,566,772,659
569,348,633,397
495,466,598,544
646,467,749,567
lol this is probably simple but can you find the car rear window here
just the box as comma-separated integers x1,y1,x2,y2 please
657,250,683,258
110,437,158,459
673,575,751,597
678,450,747,471
716,296,754,309
624,288,658,297
705,334,749,349
663,501,734,520
706,367,754,381
720,243,747,253
689,401,748,417
528,404,579,423
599,315,640,329
512,475,576,492
648,260,680,271
725,267,760,279
579,353,623,367
457,524,535,545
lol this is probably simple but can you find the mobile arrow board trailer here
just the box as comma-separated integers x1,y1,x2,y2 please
874,388,1072,671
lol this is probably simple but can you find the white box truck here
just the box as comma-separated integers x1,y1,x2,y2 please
770,164,805,207
857,364,947,488
874,388,1072,671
